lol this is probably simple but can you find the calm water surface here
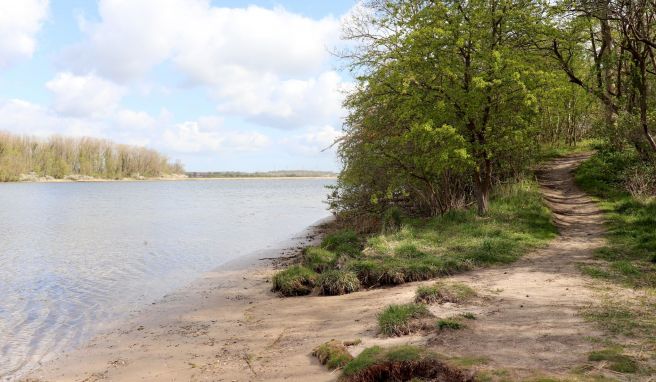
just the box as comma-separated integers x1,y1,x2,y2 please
0,178,333,378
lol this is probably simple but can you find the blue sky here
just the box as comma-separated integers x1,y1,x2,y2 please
0,0,358,171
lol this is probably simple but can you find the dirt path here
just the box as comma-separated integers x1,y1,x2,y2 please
27,154,608,381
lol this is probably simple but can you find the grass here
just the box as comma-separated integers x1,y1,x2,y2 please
346,180,556,287
312,340,353,370
317,270,361,296
415,282,476,304
340,345,471,381
304,247,337,273
437,317,464,330
588,348,638,373
271,265,318,296
321,229,362,257
377,303,431,336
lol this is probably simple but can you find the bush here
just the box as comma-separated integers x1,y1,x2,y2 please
317,270,361,296
313,340,353,369
271,265,318,296
304,247,337,273
415,282,476,304
377,303,431,336
340,345,473,382
322,229,362,257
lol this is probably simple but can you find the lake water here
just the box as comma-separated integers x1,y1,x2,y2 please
0,178,334,379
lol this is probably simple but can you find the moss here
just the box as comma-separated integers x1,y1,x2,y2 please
304,247,337,273
317,270,361,296
415,282,476,304
271,265,318,296
588,348,638,373
312,340,353,370
377,303,431,336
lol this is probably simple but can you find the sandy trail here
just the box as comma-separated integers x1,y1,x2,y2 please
26,153,607,381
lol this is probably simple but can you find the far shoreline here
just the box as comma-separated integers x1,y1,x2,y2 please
5,175,337,184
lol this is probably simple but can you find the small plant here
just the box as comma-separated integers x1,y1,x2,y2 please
321,229,361,257
304,247,337,273
377,303,431,336
312,340,353,370
317,270,361,295
437,318,464,330
460,312,476,320
415,282,476,304
343,338,362,346
271,265,318,296
588,348,638,373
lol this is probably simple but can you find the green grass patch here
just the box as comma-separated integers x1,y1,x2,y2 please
588,348,638,373
340,345,471,381
312,340,353,370
317,270,361,295
304,247,337,273
377,303,431,336
437,317,464,330
321,229,362,257
271,265,318,296
415,282,476,304
345,180,556,287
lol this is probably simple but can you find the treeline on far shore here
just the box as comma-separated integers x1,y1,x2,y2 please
0,131,184,182
186,170,337,178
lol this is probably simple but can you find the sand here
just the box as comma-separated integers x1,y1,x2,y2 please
25,153,614,381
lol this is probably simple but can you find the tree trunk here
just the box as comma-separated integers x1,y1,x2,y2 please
638,62,656,152
474,158,492,216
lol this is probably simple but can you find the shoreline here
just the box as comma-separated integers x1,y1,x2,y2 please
21,218,332,381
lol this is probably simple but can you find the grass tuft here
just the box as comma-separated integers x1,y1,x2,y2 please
588,348,638,373
304,247,337,273
437,317,464,330
317,270,361,296
321,229,362,257
312,340,354,370
271,265,318,296
415,282,476,304
377,303,431,336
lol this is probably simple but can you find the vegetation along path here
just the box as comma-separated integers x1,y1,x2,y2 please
29,153,615,381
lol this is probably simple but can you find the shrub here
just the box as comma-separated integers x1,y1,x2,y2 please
340,345,473,382
271,265,318,296
322,229,362,257
317,270,361,295
313,340,353,369
415,282,476,304
304,247,337,273
377,303,431,336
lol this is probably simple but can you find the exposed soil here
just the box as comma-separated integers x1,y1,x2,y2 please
26,153,615,381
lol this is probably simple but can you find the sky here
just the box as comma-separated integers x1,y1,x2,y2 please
0,0,358,171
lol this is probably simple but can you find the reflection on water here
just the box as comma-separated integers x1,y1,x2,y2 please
0,178,333,378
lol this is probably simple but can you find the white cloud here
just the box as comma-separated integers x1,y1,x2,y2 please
161,119,270,154
61,0,350,129
281,125,343,156
46,72,126,117
0,0,49,67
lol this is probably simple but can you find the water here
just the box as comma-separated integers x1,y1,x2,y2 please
0,178,333,378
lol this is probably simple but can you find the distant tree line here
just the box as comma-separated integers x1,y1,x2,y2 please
0,131,184,181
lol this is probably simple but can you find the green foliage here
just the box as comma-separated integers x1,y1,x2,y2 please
381,206,403,234
415,282,476,304
321,229,362,257
304,247,337,273
377,303,430,336
588,348,638,374
271,265,318,297
0,131,183,181
317,270,361,296
312,340,353,370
